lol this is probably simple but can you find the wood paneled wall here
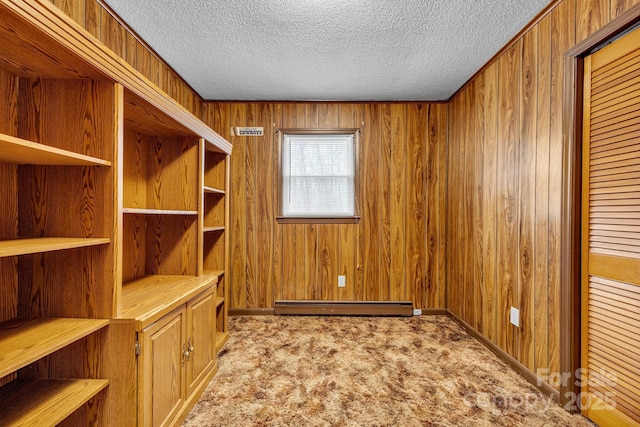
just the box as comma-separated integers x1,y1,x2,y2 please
49,0,203,117
446,0,640,384
203,103,448,310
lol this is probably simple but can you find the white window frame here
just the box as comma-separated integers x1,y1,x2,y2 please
277,128,360,224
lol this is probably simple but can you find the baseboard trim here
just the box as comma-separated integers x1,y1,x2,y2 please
229,308,275,316
447,310,560,402
274,300,413,316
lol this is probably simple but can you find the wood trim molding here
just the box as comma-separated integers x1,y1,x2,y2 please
560,1,640,412
560,48,584,413
566,2,640,58
447,310,561,402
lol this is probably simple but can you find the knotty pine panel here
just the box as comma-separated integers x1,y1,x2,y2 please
205,102,447,310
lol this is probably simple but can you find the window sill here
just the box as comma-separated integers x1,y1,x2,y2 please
276,216,360,225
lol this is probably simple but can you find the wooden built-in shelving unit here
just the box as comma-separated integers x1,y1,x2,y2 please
0,1,231,425
202,145,231,353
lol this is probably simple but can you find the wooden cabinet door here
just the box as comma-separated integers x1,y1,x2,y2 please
138,307,186,427
186,289,216,395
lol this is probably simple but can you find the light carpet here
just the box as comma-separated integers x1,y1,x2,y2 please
183,315,593,426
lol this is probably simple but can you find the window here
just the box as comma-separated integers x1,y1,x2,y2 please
278,129,360,223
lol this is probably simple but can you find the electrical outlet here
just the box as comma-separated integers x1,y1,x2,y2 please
338,275,346,288
413,309,422,316
510,307,520,327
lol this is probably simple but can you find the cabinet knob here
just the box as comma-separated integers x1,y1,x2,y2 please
182,343,191,364
182,338,195,366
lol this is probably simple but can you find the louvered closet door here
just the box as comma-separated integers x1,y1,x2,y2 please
582,26,640,427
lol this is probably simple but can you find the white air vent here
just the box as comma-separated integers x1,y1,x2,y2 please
232,126,264,136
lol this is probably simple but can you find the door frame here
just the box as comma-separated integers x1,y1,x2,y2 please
561,2,640,411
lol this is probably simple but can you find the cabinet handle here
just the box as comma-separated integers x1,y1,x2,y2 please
182,338,195,366
182,343,191,365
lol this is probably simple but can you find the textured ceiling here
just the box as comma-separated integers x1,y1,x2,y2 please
103,0,550,101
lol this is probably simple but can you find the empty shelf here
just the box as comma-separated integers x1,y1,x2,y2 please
0,133,110,166
0,318,110,378
0,237,110,258
0,379,109,427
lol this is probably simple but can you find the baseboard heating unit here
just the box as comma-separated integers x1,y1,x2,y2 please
274,300,413,317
